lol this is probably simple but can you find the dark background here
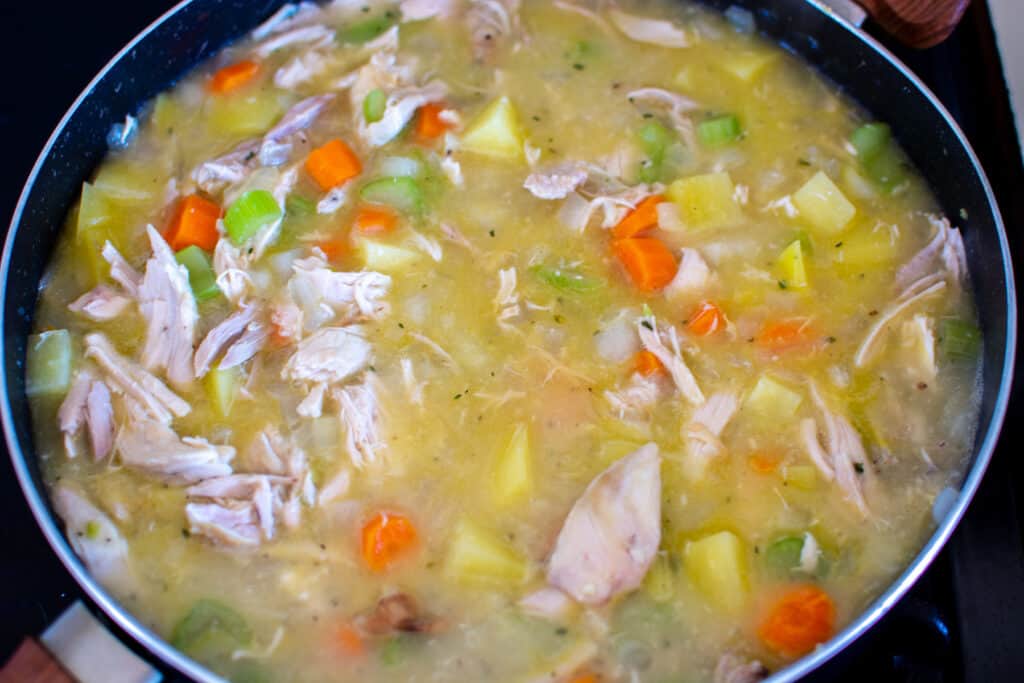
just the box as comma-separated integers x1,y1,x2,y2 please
0,1,1022,681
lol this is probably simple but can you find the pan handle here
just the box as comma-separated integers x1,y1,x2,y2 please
856,0,971,48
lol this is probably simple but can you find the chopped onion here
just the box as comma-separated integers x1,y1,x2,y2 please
377,156,422,178
596,311,641,363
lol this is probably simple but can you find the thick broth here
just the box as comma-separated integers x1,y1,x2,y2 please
29,1,981,681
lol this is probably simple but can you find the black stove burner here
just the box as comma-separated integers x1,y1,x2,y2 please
1,2,1022,681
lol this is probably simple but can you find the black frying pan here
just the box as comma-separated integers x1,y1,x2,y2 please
1,1,1016,680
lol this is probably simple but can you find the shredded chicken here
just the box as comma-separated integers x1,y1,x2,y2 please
138,225,197,387
609,9,689,48
895,214,967,290
494,267,521,327
558,183,658,233
547,443,662,605
853,273,946,368
58,371,115,461
68,285,132,322
366,80,448,147
401,0,457,21
214,240,252,304
524,162,589,200
804,382,871,516
194,304,264,377
251,2,322,41
116,418,235,484
901,314,938,383
627,88,698,146
682,391,739,479
713,653,769,683
275,49,331,89
518,587,576,622
283,326,372,385
637,319,704,405
467,0,521,61
255,24,335,58
799,531,822,575
665,248,712,301
289,254,391,328
53,485,132,584
84,333,190,424
604,371,663,421
102,242,141,298
333,379,383,468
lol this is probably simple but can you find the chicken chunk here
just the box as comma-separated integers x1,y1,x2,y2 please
547,443,662,605
289,254,391,329
682,391,739,480
116,418,234,484
84,333,190,424
53,485,132,585
68,285,132,322
282,326,372,385
333,379,384,468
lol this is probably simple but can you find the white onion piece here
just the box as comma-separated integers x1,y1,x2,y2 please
377,156,422,178
596,312,640,363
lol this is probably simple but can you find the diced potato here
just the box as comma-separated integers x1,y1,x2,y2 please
445,519,528,585
77,183,114,237
683,530,748,612
26,330,73,397
208,91,284,137
356,239,421,271
841,164,878,201
666,172,743,230
832,224,896,271
460,96,525,161
494,423,532,505
745,375,802,419
205,364,243,418
793,171,856,236
776,239,808,289
76,224,115,286
719,49,778,83
92,160,158,204
783,464,818,490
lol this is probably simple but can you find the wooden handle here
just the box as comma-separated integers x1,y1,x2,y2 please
0,638,75,683
858,0,971,48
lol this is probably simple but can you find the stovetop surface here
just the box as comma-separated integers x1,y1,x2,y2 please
1,2,1022,681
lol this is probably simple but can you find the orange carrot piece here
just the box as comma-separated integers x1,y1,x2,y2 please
415,103,452,141
335,624,366,657
633,350,665,376
315,236,349,263
209,60,260,94
758,585,836,658
165,195,221,252
611,237,677,292
353,205,398,235
756,318,813,350
569,673,600,683
749,452,781,474
612,195,664,239
686,301,726,336
306,139,362,191
360,511,419,573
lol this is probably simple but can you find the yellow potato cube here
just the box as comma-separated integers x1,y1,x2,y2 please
666,172,743,230
356,239,421,271
793,171,856,236
684,530,748,611
783,464,818,490
494,423,532,505
776,239,808,289
445,519,528,585
745,375,803,419
461,96,525,161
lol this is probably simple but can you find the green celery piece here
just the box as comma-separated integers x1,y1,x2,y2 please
850,122,891,163
363,88,387,123
638,121,672,163
224,190,282,245
360,177,424,215
171,600,251,654
174,245,220,302
26,330,73,397
863,145,906,192
531,265,602,294
339,14,396,43
941,318,982,361
380,635,411,667
285,195,315,217
697,114,742,148
765,536,804,572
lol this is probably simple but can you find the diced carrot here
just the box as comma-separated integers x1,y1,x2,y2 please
633,350,665,376
209,60,260,94
686,301,726,336
749,452,781,474
611,195,664,239
315,236,349,263
360,511,419,573
335,624,366,657
756,318,813,350
165,195,221,252
353,205,398,235
306,139,362,191
569,673,600,683
415,103,453,141
611,237,677,292
758,585,836,658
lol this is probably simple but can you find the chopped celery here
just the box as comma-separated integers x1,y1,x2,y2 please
684,531,748,612
494,423,532,505
26,330,73,397
363,88,387,123
531,265,602,294
339,14,396,43
793,171,856,236
175,246,220,302
205,364,243,417
637,121,673,182
863,146,906,192
765,536,804,572
940,319,981,361
776,239,808,289
697,114,742,148
445,519,528,585
224,189,282,245
379,634,413,667
850,123,891,162
285,195,315,217
171,599,251,655
461,96,525,161
666,172,742,230
359,177,423,215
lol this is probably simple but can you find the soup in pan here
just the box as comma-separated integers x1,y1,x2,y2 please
27,0,982,680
